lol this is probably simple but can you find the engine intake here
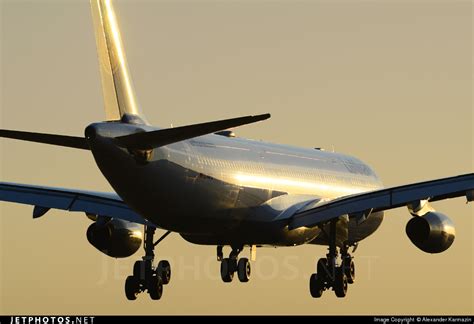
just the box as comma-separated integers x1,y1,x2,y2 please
87,218,142,258
405,211,455,254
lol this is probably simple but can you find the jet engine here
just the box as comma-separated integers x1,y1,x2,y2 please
86,218,142,258
405,212,455,254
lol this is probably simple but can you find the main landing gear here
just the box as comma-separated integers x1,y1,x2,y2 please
218,245,251,283
125,226,172,300
309,220,356,298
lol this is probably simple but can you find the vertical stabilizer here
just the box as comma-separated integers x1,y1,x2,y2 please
90,0,145,122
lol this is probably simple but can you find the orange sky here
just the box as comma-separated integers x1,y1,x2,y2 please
1,0,472,314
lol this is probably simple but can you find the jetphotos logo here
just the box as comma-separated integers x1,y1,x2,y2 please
10,318,95,324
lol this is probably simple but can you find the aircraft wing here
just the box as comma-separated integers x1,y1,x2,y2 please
289,173,474,230
0,182,155,226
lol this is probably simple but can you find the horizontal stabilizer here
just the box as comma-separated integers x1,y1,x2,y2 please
115,113,271,149
0,129,89,150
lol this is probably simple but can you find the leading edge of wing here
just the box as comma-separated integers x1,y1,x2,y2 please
289,173,474,230
0,182,155,227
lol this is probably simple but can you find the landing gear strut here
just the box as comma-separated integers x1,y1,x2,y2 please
219,245,251,283
125,226,172,300
309,220,356,298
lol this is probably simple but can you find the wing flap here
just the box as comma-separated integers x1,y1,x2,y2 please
289,173,474,230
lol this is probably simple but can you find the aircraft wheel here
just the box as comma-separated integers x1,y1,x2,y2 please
125,275,139,300
148,275,163,300
343,258,355,284
237,258,251,282
220,258,234,283
133,260,142,278
334,267,348,298
133,260,153,280
157,260,171,285
309,273,324,298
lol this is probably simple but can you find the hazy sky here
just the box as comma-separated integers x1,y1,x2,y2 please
1,0,472,315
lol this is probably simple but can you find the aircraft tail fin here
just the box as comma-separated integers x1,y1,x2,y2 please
90,0,146,123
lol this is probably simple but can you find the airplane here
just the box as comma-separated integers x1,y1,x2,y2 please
0,0,472,301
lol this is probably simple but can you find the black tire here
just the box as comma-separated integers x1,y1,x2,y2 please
342,258,355,284
148,275,163,300
133,260,153,281
157,260,171,285
125,275,139,300
334,267,348,298
309,273,324,298
237,258,251,283
220,258,234,283
133,260,143,278
317,258,329,281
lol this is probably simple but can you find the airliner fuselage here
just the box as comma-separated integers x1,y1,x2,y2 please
87,121,385,247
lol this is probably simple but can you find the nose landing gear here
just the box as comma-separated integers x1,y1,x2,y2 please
218,245,251,283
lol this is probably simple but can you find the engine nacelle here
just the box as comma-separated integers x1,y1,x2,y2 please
405,211,455,254
86,218,142,258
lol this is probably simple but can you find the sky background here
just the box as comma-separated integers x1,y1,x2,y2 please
1,0,472,315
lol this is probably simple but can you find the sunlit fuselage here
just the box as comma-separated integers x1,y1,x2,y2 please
87,122,385,247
